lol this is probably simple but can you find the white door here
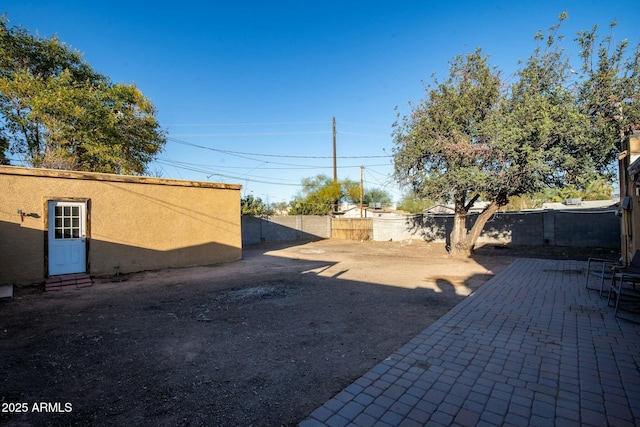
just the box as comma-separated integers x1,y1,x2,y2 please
48,201,87,276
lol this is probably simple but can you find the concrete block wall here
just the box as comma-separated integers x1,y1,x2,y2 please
480,212,545,245
243,210,620,249
242,215,331,245
552,211,620,248
296,215,332,238
373,215,450,242
372,210,620,248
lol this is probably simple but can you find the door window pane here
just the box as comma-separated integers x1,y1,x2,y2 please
53,204,82,240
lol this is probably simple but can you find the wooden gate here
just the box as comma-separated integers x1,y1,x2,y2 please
331,218,373,240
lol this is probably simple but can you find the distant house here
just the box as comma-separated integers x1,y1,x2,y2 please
541,199,618,211
424,201,491,215
0,166,242,286
339,205,404,219
423,199,618,215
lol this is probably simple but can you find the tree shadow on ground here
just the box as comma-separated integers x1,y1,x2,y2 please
1,239,621,426
0,240,489,427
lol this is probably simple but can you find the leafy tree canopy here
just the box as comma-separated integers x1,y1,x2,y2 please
342,181,392,207
241,195,272,217
0,15,166,174
289,174,394,215
500,177,614,211
396,191,440,214
393,13,639,255
362,188,392,207
289,174,343,215
544,177,614,202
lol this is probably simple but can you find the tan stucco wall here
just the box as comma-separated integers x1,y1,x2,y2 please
630,134,640,262
621,132,640,263
0,166,242,285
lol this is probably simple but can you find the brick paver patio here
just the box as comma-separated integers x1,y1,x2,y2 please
299,258,640,426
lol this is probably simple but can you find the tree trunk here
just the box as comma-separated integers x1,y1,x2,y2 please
449,191,470,256
449,211,469,256
465,200,501,251
449,200,501,257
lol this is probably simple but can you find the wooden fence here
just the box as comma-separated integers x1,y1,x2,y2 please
331,218,373,240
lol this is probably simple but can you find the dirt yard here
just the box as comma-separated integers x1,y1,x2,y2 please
0,239,616,426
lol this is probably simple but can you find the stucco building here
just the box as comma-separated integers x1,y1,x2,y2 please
619,130,640,263
0,166,242,286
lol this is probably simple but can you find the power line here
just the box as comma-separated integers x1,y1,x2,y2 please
155,159,302,186
165,120,330,127
338,132,389,139
364,167,403,197
167,137,392,159
156,157,391,170
170,131,330,137
154,156,397,188
168,130,388,139
339,121,392,130
165,119,389,129
159,118,397,194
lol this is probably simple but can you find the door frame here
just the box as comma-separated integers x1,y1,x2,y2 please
45,198,91,276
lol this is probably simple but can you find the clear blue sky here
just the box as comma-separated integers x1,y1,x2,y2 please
3,1,640,205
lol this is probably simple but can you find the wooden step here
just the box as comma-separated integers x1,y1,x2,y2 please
45,273,93,291
0,284,13,301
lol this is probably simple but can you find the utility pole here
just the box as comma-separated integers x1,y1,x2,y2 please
332,117,337,183
360,165,364,218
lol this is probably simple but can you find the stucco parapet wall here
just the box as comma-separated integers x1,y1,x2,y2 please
0,165,242,190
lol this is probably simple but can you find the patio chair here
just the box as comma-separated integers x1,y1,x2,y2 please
607,251,640,321
585,257,618,296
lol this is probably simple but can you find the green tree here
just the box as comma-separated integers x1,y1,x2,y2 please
289,174,342,215
341,179,361,204
393,48,503,255
580,177,614,201
500,194,546,212
575,20,640,174
393,14,637,256
0,135,8,165
362,188,392,207
0,16,165,174
396,191,439,214
543,177,614,202
342,180,392,207
272,201,289,215
241,195,271,216
289,174,366,215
